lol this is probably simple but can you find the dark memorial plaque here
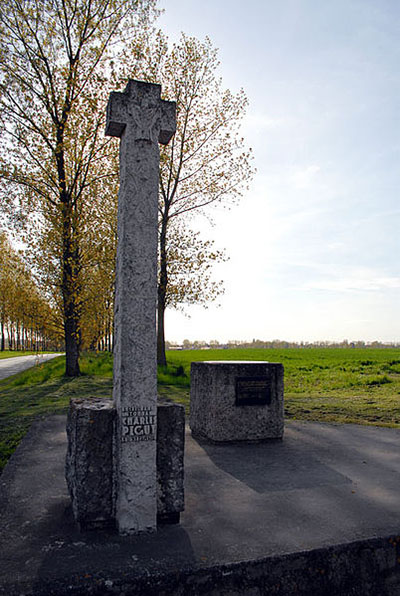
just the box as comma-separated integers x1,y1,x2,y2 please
235,376,272,406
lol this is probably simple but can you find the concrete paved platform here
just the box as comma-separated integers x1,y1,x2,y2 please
1,415,400,595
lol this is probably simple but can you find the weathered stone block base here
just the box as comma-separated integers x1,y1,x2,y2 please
190,361,284,443
65,398,184,530
157,402,185,523
65,398,115,530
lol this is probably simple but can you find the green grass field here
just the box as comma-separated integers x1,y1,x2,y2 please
1,348,400,473
163,348,400,426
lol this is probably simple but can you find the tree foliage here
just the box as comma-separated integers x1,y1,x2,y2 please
0,0,156,374
0,233,61,350
0,8,254,369
164,223,226,310
137,34,255,364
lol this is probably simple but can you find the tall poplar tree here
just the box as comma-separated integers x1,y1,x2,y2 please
137,34,255,365
0,0,156,375
0,232,60,350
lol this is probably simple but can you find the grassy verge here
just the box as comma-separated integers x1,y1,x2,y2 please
1,348,400,473
0,350,56,359
0,354,113,472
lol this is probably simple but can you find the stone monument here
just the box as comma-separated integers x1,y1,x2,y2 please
105,80,176,534
190,361,284,442
66,80,184,536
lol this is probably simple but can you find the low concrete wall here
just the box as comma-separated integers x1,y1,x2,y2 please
89,535,400,596
2,535,400,595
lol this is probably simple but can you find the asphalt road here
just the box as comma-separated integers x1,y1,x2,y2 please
0,353,64,380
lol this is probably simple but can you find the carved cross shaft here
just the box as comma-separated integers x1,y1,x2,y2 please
105,80,176,535
106,79,176,144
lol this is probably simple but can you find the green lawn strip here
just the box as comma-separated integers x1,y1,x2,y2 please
285,391,400,428
0,353,112,473
0,350,56,360
158,385,190,413
1,348,400,474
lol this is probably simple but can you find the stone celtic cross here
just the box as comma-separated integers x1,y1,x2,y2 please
105,80,176,534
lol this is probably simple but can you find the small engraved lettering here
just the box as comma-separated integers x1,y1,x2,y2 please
121,408,156,442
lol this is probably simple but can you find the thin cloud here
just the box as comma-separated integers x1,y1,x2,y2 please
306,276,400,292
291,165,321,189
243,113,288,130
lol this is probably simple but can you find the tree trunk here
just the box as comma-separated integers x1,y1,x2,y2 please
157,297,167,366
62,206,81,377
157,216,168,367
56,108,81,376
108,317,112,352
0,320,4,351
64,312,80,376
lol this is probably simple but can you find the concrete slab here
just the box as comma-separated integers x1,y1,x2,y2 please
0,354,64,380
1,415,400,595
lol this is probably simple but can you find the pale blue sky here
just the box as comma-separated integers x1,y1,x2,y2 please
158,0,400,343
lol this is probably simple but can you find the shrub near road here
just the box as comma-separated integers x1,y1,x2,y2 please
1,348,400,473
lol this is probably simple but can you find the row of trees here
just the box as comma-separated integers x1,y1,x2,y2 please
168,339,400,350
0,0,253,374
0,233,61,350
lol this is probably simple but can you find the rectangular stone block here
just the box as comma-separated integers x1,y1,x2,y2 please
157,402,185,524
190,361,284,443
65,398,115,530
66,399,185,530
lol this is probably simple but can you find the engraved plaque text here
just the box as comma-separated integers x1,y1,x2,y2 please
235,376,271,406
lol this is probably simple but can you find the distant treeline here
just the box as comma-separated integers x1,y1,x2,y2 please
166,339,400,350
0,234,63,352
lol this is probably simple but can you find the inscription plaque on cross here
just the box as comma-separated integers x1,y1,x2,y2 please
105,80,176,534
